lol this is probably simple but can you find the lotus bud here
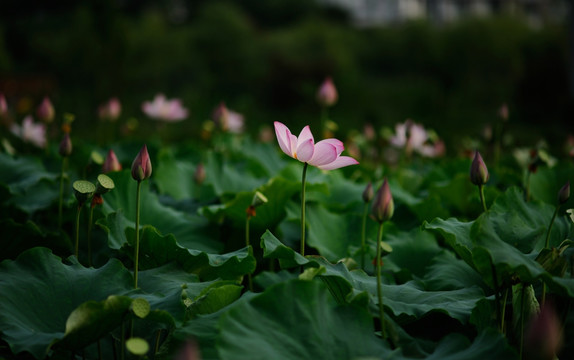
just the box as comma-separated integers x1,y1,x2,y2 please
498,103,509,122
470,151,489,186
371,178,394,223
525,303,562,360
558,181,570,205
362,182,374,203
131,144,152,181
58,133,72,157
194,163,205,185
317,77,338,107
0,94,7,118
37,97,55,123
103,149,122,173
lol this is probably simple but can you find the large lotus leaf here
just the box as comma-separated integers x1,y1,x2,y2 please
216,279,392,360
388,180,449,224
309,257,484,324
239,140,287,177
421,330,516,360
425,187,574,296
529,161,574,207
0,247,133,359
153,148,202,201
204,151,267,197
0,153,59,213
0,219,72,261
132,225,256,281
260,230,308,268
200,176,300,233
100,170,221,253
423,251,488,292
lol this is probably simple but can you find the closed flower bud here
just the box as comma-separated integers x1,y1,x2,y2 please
194,163,205,185
470,151,489,186
362,182,374,203
37,97,55,123
103,149,122,173
58,133,72,157
371,178,394,223
317,77,338,107
131,145,152,181
558,181,570,205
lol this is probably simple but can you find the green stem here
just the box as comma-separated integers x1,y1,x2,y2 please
300,163,308,257
134,180,142,289
478,184,487,212
542,205,560,305
87,205,94,267
154,329,162,358
75,205,82,259
246,215,253,292
376,221,386,339
525,171,531,202
97,339,102,360
120,321,125,360
361,202,369,270
490,260,502,330
519,283,526,360
58,157,68,230
500,286,509,333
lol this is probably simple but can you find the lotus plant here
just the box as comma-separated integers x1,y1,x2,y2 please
87,174,115,266
371,178,394,340
58,133,72,229
470,151,489,212
245,191,268,291
131,145,152,288
72,180,96,259
142,94,188,122
274,121,358,256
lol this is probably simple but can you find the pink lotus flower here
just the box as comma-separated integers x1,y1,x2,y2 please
0,94,7,118
142,94,188,122
390,119,444,158
274,121,358,170
317,77,338,107
36,97,55,123
98,97,122,121
103,149,122,173
212,102,244,133
10,115,47,149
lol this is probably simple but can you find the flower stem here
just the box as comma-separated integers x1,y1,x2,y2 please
134,180,142,289
376,221,386,339
87,205,94,267
478,184,487,212
525,171,531,202
246,215,253,292
542,205,560,305
519,283,526,360
75,205,82,259
300,163,308,257
58,157,68,229
501,286,509,333
490,260,502,331
361,202,369,270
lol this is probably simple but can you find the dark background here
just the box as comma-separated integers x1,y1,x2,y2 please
0,0,572,153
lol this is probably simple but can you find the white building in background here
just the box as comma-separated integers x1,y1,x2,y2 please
319,0,569,27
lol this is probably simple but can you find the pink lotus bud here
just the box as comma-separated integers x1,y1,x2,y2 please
36,97,55,123
317,77,338,107
362,182,374,203
525,303,562,360
371,178,394,223
58,133,72,157
0,94,7,117
131,145,152,181
498,103,509,121
98,97,122,121
558,181,570,205
470,151,489,186
103,149,122,173
194,163,205,185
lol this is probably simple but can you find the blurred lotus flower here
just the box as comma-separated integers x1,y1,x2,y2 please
58,133,72,157
470,151,489,186
498,103,509,121
142,94,188,122
10,116,47,148
274,121,358,170
317,77,338,107
131,145,152,181
371,178,394,223
175,340,201,360
0,94,7,118
390,119,437,157
103,149,122,173
363,123,376,141
362,182,374,203
98,97,121,121
36,97,55,123
193,163,206,185
212,102,244,133
258,125,274,143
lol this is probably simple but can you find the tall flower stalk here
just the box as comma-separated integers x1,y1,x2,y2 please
87,174,115,267
245,191,268,291
470,151,489,212
58,133,72,229
72,180,96,260
371,178,394,340
131,145,152,289
274,121,358,256
361,182,374,269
